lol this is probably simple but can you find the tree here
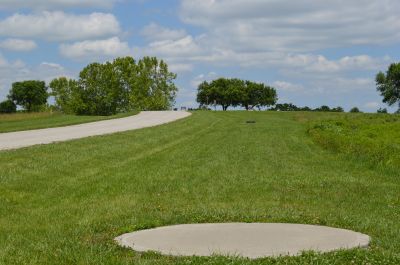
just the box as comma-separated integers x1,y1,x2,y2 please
315,105,331,112
75,62,118,115
376,63,400,109
299,106,312,111
272,103,299,111
243,81,277,110
0,99,16,113
50,77,80,114
350,107,361,113
112,57,138,112
50,56,177,115
255,84,277,110
8,80,48,112
135,57,178,110
377,107,388,114
196,78,237,111
210,78,231,111
196,78,277,111
196,81,212,108
331,106,344,112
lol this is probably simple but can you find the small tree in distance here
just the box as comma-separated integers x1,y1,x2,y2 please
197,78,277,111
350,107,361,113
376,63,400,111
8,80,48,112
0,99,17,113
377,108,388,114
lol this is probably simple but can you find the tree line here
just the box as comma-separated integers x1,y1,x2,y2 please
270,103,366,113
1,60,399,115
197,78,277,111
0,56,178,115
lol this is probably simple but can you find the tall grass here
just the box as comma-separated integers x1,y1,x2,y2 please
308,113,400,168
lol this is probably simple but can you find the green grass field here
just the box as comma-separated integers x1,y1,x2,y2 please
0,111,139,133
1,111,399,264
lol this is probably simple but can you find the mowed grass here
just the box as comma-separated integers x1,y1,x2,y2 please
0,111,399,264
0,111,139,133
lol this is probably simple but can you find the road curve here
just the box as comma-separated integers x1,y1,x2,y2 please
0,111,191,151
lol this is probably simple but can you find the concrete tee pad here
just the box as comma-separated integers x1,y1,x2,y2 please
115,223,370,259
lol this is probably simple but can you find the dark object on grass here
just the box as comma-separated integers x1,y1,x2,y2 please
246,120,256,124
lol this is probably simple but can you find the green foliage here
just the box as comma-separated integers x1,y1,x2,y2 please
49,77,80,114
0,99,16,113
50,56,178,116
197,78,277,111
350,107,361,113
8,80,48,112
308,113,400,167
315,105,331,112
272,103,300,111
376,62,400,108
135,57,178,110
270,104,344,112
331,106,344,112
377,107,388,114
77,62,120,115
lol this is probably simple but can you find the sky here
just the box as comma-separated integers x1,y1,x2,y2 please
0,0,399,112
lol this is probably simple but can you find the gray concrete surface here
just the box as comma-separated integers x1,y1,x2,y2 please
115,223,370,259
0,111,191,151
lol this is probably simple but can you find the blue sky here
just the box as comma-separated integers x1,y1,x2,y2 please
0,0,399,112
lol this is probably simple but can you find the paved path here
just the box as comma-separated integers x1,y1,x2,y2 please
115,223,370,259
0,111,191,151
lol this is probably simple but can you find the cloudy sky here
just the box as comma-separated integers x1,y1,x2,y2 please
0,0,399,111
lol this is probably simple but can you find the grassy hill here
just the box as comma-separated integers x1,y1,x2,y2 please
0,111,399,264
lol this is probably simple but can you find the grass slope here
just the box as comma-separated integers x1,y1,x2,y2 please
308,113,400,168
0,111,139,133
0,111,399,264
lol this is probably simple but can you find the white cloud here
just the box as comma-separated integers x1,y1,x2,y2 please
180,0,400,52
40,62,64,71
168,63,193,73
60,37,131,61
146,36,203,57
0,0,118,9
190,72,218,88
273,81,304,92
364,102,380,109
0,54,72,100
141,23,187,42
0,11,120,41
281,54,386,74
0,38,37,52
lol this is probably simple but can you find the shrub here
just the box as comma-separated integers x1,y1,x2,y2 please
0,99,17,113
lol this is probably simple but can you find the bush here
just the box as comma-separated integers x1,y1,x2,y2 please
0,100,17,113
349,107,361,113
